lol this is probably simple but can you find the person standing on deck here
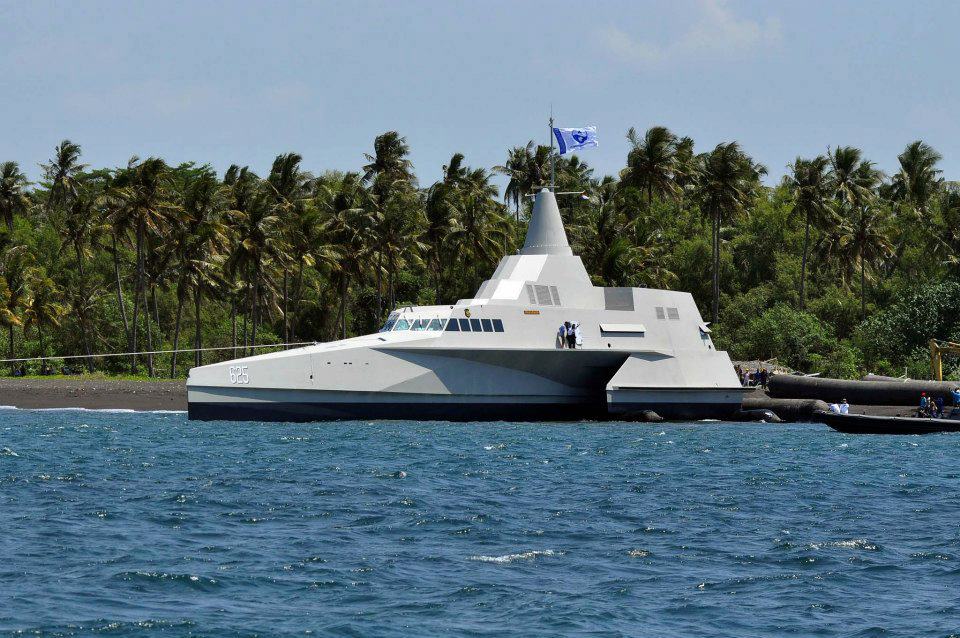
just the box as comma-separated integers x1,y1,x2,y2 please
558,322,569,348
566,322,577,349
574,322,583,348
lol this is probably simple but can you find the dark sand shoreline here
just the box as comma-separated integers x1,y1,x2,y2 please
0,378,186,411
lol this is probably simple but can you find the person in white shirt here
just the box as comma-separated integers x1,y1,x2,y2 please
839,398,849,415
828,403,841,414
574,322,583,348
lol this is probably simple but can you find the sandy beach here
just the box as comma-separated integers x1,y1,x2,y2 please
0,378,187,411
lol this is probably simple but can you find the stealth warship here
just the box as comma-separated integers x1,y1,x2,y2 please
187,189,744,421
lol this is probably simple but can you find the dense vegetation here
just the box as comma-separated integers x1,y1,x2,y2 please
1,128,959,379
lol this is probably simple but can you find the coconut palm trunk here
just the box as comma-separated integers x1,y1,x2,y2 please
170,283,186,377
711,208,721,325
231,298,238,358
111,231,130,345
8,325,15,375
282,269,289,346
861,251,867,319
73,243,94,372
145,286,154,377
799,210,811,309
194,287,203,368
129,222,145,373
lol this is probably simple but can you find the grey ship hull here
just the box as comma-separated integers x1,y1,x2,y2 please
187,390,740,422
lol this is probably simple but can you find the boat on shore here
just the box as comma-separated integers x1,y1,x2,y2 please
818,411,960,434
187,189,746,423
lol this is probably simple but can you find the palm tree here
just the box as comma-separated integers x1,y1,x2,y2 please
23,271,65,370
0,278,22,373
494,142,551,220
363,132,416,319
320,172,375,339
109,157,175,372
40,140,86,215
0,162,31,232
448,174,513,291
887,140,943,273
786,156,832,308
891,140,942,219
828,148,889,316
224,184,284,352
620,126,679,211
0,245,32,374
169,169,229,375
695,142,763,324
60,194,104,371
494,146,529,218
267,153,312,343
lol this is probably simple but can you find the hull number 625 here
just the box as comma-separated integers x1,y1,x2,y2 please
229,366,249,384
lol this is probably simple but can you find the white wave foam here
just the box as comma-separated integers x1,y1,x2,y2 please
809,538,879,551
628,549,650,558
468,549,560,564
1,447,18,457
14,407,185,414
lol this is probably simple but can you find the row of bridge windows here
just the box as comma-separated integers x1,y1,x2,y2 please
380,318,505,333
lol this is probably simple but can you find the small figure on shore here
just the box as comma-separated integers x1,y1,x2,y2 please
759,368,769,390
919,392,929,418
935,396,945,419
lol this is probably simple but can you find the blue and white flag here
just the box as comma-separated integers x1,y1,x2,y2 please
552,126,598,155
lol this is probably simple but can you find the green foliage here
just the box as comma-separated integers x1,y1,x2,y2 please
852,279,960,368
0,131,957,381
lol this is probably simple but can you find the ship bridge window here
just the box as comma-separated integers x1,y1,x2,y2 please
458,318,471,331
493,319,504,332
445,318,460,331
411,319,429,331
481,318,493,332
393,319,411,331
379,319,397,333
427,319,444,331
470,318,482,332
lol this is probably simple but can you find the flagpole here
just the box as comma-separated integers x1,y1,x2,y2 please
549,108,555,191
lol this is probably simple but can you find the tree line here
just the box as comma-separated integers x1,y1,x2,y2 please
0,128,958,379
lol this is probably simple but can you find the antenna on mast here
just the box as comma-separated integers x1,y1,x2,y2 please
549,105,556,192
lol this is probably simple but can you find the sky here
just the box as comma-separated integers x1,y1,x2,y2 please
2,0,960,191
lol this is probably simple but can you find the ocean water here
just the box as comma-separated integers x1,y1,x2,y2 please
1,411,959,638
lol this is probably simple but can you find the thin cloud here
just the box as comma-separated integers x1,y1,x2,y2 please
597,0,782,67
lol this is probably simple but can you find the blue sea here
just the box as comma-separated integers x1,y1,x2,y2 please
1,410,959,637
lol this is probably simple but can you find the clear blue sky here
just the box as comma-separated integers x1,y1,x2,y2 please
2,0,959,190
